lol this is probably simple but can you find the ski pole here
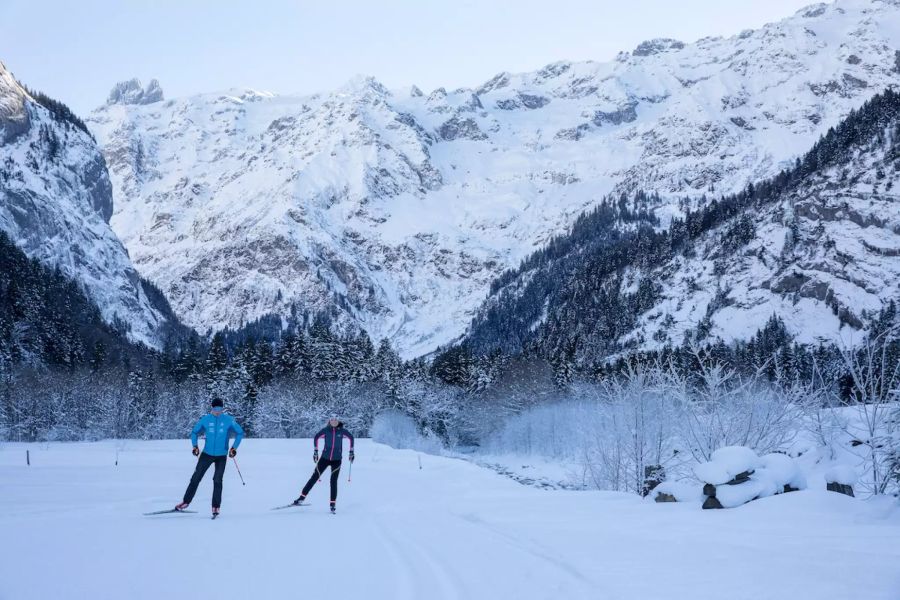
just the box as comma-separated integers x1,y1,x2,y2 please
347,460,352,483
232,457,246,486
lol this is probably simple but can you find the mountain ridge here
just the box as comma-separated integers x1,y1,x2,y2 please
87,0,900,357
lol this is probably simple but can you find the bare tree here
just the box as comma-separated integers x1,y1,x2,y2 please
833,327,900,496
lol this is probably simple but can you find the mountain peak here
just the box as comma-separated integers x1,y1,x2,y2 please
107,78,164,105
0,60,28,130
631,38,686,57
337,75,391,99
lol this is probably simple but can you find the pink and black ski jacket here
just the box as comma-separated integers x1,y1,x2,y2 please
314,424,354,461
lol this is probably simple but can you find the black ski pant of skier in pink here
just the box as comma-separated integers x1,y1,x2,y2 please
301,458,342,503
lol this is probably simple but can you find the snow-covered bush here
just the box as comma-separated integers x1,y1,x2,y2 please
370,410,444,454
579,370,683,494
481,357,815,495
665,353,803,463
830,328,900,496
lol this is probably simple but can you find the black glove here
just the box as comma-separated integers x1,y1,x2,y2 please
313,449,319,463
349,450,355,463
192,446,200,457
229,448,237,458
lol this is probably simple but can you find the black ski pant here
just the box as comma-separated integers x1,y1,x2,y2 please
301,458,342,504
183,452,227,508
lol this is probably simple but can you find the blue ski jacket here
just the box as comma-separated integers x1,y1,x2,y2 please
190,413,244,457
314,425,354,461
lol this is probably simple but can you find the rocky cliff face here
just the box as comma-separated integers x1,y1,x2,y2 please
88,0,900,357
0,62,169,347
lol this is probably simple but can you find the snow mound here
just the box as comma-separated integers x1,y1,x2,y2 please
694,446,762,485
824,464,858,486
761,453,807,491
715,478,779,508
651,481,703,503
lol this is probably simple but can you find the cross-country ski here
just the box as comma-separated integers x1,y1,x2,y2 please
271,503,312,511
142,508,198,516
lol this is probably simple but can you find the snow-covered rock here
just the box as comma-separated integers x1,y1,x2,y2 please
0,61,170,347
824,464,858,496
825,464,859,486
697,447,806,508
694,446,762,485
87,0,900,357
651,481,703,503
761,453,808,491
106,78,164,105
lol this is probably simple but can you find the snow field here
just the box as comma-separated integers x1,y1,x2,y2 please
2,439,899,600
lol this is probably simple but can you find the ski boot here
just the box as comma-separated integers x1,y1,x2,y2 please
174,502,190,512
211,507,220,520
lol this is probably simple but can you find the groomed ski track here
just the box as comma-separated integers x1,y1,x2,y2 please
2,439,898,599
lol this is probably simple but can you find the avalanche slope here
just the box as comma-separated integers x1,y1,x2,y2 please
2,440,898,600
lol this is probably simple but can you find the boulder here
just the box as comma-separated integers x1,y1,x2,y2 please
724,470,753,485
702,496,724,510
655,493,678,503
826,482,855,497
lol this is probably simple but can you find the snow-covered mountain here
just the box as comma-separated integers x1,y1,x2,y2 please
0,62,171,347
464,88,900,362
88,0,900,357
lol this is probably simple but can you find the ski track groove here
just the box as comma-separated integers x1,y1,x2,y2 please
375,516,470,600
451,510,599,594
369,518,431,600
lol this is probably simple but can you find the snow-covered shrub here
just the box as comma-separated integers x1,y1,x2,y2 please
665,354,803,463
370,409,443,454
481,398,584,459
830,328,900,496
579,370,683,494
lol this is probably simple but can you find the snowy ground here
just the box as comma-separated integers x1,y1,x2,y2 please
2,439,899,600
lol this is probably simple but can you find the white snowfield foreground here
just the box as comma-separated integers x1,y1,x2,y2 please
2,440,898,600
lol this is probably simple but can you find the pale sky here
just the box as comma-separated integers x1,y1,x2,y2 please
1,0,817,115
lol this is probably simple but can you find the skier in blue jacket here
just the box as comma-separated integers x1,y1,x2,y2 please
175,397,244,516
293,417,354,513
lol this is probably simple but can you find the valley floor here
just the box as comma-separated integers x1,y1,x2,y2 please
2,440,899,600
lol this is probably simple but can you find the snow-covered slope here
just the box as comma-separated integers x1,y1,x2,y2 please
464,89,900,361
2,439,898,600
0,62,169,347
625,132,900,351
88,0,900,357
